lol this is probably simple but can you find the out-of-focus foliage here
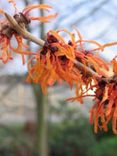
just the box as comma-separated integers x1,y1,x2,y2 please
49,118,96,156
0,124,34,156
0,117,116,156
88,137,117,156
0,124,23,156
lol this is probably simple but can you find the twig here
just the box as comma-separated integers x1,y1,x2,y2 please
73,60,101,78
4,12,101,79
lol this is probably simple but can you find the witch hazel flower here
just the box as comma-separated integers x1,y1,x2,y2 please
90,75,117,134
27,30,82,94
0,12,30,64
0,0,57,64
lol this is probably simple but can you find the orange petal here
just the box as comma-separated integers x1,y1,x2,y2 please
30,13,58,22
23,4,52,15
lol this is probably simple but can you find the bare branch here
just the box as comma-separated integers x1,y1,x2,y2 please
4,12,105,79
73,60,100,78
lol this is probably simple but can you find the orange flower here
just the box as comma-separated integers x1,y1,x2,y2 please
0,18,33,63
11,3,57,26
22,4,57,23
0,1,57,64
7,0,57,23
90,76,117,134
27,29,110,98
27,30,82,94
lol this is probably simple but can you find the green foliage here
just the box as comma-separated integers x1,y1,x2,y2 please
49,118,96,156
0,120,117,156
88,137,117,156
0,124,23,156
0,124,33,156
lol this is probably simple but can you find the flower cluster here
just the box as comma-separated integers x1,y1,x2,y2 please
0,21,29,63
89,58,117,134
27,29,117,134
90,76,117,134
27,30,81,94
27,29,109,98
0,0,56,63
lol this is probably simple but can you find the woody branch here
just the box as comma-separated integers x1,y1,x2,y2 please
4,12,108,79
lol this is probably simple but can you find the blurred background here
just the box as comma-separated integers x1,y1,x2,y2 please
0,0,117,156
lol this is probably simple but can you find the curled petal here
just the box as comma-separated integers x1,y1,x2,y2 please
57,29,76,45
30,13,58,22
23,4,52,15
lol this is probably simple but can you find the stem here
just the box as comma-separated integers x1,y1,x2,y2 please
73,59,101,79
4,12,102,79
